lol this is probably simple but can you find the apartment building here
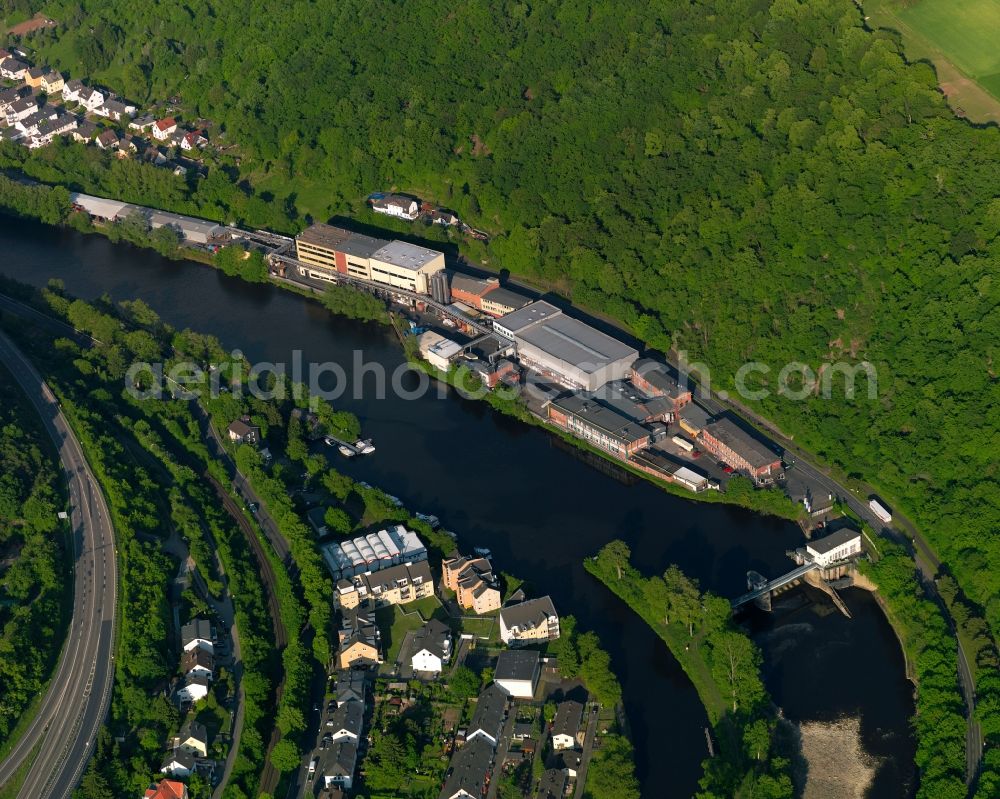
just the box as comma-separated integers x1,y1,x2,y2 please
442,554,502,614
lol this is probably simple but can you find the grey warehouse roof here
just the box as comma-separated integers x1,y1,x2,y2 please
482,286,531,310
548,393,650,444
371,240,441,270
495,300,562,334
518,313,638,375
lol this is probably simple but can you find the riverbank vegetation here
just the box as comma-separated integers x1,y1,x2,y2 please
0,363,71,752
586,542,794,799
861,544,1000,799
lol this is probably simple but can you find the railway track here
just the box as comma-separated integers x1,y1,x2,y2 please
207,474,287,795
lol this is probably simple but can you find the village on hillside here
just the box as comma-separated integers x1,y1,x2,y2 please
0,46,209,176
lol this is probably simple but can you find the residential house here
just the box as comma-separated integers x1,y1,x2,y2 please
40,71,64,94
535,769,568,799
181,647,214,680
326,699,363,742
0,84,29,112
97,97,136,120
28,113,76,148
181,618,215,654
442,554,501,614
6,95,39,125
24,66,45,88
129,114,156,131
319,739,358,790
371,193,419,220
171,719,209,757
0,57,28,80
71,120,97,143
144,780,188,799
410,618,452,674
81,86,107,111
15,108,54,136
466,684,507,747
499,596,560,646
335,669,366,706
153,117,178,140
226,418,259,445
698,416,783,484
177,674,210,704
551,701,584,750
95,129,119,150
338,603,382,669
494,650,540,699
181,129,207,150
438,736,494,799
334,559,434,610
60,79,85,105
160,748,195,778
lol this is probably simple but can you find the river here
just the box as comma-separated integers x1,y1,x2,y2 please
0,219,916,798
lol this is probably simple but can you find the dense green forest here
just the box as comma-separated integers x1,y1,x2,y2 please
3,0,999,655
586,542,794,799
0,362,69,750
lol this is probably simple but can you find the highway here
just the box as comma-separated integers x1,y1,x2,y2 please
0,331,118,799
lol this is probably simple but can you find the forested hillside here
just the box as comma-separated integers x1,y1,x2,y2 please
6,0,1000,666
0,362,68,747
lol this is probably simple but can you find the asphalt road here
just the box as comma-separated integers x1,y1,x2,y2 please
0,331,118,799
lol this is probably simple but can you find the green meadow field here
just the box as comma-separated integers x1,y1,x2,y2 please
866,0,1000,122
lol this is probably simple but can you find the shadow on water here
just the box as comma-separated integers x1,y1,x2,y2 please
0,218,915,797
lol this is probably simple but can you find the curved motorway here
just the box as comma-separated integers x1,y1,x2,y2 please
0,330,118,799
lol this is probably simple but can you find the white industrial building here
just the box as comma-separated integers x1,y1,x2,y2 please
806,528,862,567
368,240,445,293
321,525,427,580
417,331,462,371
69,192,225,245
495,301,638,391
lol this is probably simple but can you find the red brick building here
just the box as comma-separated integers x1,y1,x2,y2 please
629,359,693,418
698,417,782,484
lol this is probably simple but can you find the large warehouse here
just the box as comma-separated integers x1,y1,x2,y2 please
495,301,639,391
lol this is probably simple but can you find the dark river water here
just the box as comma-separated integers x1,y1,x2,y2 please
0,220,916,797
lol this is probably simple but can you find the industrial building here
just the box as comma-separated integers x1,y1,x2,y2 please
495,301,638,391
321,526,427,580
629,359,693,416
369,240,445,293
294,223,389,280
479,285,531,317
417,331,462,372
806,528,862,567
294,223,444,292
698,416,783,484
547,393,651,459
70,192,226,245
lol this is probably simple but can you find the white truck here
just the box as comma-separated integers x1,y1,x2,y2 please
672,434,695,453
869,498,892,525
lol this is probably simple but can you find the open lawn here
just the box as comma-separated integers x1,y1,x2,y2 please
866,0,1000,123
376,604,427,671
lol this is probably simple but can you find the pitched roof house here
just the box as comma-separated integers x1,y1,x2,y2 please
153,117,178,140
181,618,214,653
551,700,584,750
410,618,452,674
499,596,560,646
467,684,507,747
144,780,189,799
172,718,209,757
160,748,196,778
